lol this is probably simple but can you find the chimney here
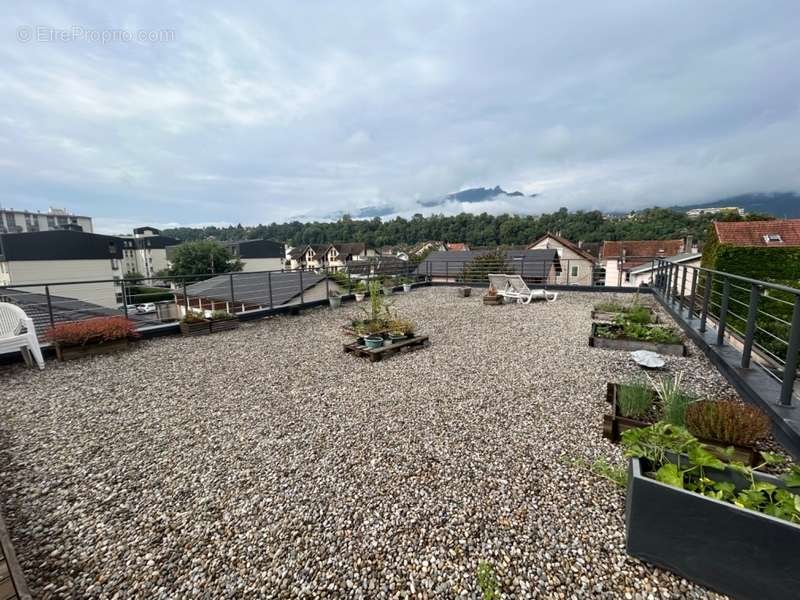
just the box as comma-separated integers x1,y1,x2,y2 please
577,240,584,249
684,235,694,254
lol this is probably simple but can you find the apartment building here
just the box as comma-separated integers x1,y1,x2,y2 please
0,207,93,233
119,226,181,278
0,230,123,307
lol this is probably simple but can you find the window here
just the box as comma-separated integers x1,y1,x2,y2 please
571,266,578,277
763,234,783,243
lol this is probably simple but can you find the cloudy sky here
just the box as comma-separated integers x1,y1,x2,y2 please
1,1,799,234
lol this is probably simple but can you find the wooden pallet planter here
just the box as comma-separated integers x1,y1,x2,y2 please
0,508,32,600
210,319,240,333
55,338,129,362
589,323,686,356
180,320,211,337
343,335,429,362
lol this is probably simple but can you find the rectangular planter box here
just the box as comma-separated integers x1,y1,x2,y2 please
210,319,240,333
180,320,211,336
55,338,129,362
589,323,686,356
626,457,800,600
603,383,759,465
483,295,503,305
591,308,658,323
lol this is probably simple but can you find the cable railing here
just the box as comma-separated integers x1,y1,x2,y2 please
654,258,800,406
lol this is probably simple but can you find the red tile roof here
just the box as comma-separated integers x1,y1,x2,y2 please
446,242,469,251
714,219,800,247
601,239,684,268
528,233,596,262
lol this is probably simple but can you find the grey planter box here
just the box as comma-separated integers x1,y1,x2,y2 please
626,457,800,600
591,309,657,323
210,319,240,333
589,323,686,356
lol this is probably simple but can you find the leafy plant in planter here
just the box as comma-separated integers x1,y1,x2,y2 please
47,316,139,360
354,280,367,302
596,322,681,345
685,400,770,447
180,311,211,336
388,318,415,337
328,289,342,308
622,423,800,523
209,310,239,333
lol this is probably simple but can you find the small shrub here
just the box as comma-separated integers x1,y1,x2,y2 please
617,379,654,418
476,561,500,600
182,311,207,324
651,372,695,426
47,317,139,347
209,310,235,321
685,400,770,446
387,319,414,335
623,305,654,325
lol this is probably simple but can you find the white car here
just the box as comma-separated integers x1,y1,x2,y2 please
135,303,156,314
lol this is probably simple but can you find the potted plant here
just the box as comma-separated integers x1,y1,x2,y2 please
622,423,800,600
47,316,139,361
209,310,239,333
483,285,503,305
458,287,472,297
387,331,406,344
180,311,211,336
388,318,415,339
354,281,367,302
401,277,413,293
364,334,384,349
382,278,395,295
328,290,342,309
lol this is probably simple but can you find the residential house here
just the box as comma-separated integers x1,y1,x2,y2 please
0,230,123,307
416,249,561,283
222,239,284,272
627,251,703,291
178,271,340,315
410,241,446,256
120,227,182,278
527,233,597,286
446,242,470,251
288,242,373,271
0,207,93,234
601,239,688,287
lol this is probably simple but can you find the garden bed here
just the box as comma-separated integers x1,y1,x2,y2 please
589,322,686,356
210,319,240,333
55,338,129,362
626,456,799,600
180,320,211,336
591,309,658,323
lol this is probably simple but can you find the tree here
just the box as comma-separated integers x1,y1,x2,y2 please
167,240,243,281
124,270,145,284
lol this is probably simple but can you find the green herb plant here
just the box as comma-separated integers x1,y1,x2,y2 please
622,422,800,524
649,372,694,426
617,378,655,419
476,561,500,600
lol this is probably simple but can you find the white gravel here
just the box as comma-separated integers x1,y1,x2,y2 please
0,287,735,598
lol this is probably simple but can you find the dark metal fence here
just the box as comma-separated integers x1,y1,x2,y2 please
654,258,800,406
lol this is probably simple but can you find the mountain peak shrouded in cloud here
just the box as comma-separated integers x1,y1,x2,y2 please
1,2,799,230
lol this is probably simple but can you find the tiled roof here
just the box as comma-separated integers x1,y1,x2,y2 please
446,242,469,251
601,239,684,268
528,233,597,262
714,219,800,247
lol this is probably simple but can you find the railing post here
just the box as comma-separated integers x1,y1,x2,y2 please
688,267,699,318
299,269,304,304
268,271,274,309
325,267,330,298
183,280,189,311
741,284,761,368
679,266,688,313
45,285,55,327
229,273,236,309
347,270,352,294
665,263,673,300
717,278,731,346
700,272,713,333
780,296,800,406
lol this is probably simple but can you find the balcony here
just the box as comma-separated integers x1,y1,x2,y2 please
0,283,790,597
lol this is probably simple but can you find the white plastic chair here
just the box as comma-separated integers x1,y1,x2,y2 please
0,302,45,369
489,274,558,303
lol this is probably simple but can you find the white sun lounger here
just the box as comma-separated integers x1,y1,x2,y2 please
487,274,558,303
0,302,45,369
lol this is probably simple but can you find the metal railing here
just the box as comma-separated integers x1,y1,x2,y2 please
653,258,800,406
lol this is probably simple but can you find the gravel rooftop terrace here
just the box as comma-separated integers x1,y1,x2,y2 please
0,287,738,599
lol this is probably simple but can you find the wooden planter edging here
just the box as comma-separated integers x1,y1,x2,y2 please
180,320,211,336
603,383,759,465
343,335,429,362
210,319,240,333
591,309,658,323
483,296,503,305
0,508,32,600
589,323,686,357
626,456,800,600
55,338,129,362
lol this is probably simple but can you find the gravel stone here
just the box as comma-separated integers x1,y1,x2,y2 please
0,288,741,598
